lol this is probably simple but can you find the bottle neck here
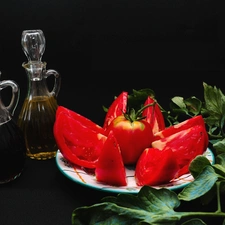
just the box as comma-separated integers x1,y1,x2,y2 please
23,61,50,98
22,61,47,81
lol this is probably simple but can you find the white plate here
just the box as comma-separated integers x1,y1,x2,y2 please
55,148,215,194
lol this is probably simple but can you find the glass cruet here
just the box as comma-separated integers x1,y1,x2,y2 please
0,72,26,184
17,29,61,160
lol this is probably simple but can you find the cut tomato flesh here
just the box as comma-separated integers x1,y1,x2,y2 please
142,96,165,134
95,130,127,186
103,91,128,130
54,111,106,169
56,106,106,135
152,125,208,176
135,148,179,186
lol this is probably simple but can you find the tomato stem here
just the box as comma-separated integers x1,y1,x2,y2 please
124,101,156,122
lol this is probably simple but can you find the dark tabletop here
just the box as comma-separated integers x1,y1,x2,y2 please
0,156,111,225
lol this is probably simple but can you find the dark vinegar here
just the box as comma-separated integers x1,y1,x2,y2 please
0,119,26,184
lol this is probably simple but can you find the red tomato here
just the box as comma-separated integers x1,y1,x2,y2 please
95,130,127,186
135,147,179,186
56,106,106,135
152,124,208,177
106,115,154,165
53,111,107,168
142,96,165,134
103,91,128,130
154,115,207,140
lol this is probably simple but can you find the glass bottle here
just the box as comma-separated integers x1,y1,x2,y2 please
17,29,61,160
0,72,26,184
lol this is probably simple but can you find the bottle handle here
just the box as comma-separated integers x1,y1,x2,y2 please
45,69,61,97
0,80,20,116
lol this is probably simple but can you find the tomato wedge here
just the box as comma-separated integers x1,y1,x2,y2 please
142,96,165,134
152,124,208,177
103,91,128,130
54,111,106,168
154,115,209,151
56,106,106,135
95,130,127,186
135,147,179,186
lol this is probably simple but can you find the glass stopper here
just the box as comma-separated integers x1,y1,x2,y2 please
21,29,46,62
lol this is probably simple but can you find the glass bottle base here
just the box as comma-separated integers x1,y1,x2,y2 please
0,170,23,184
27,151,57,160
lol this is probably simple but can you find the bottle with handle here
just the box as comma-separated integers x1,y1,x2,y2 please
0,72,26,183
17,29,61,160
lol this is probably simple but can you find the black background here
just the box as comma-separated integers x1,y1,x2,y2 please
0,0,225,124
0,0,225,224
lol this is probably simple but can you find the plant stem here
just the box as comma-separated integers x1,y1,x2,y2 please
180,211,225,219
216,182,222,213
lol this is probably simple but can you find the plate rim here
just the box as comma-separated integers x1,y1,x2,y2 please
55,147,215,194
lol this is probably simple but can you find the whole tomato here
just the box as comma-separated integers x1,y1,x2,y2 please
106,112,154,165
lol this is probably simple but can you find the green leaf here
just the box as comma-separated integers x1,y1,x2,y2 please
171,96,187,109
213,139,225,155
203,82,225,115
103,186,180,213
216,153,225,167
189,155,212,178
72,186,182,225
210,153,225,178
184,97,202,116
178,166,218,201
203,82,225,127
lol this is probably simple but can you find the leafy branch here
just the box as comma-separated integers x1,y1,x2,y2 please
71,83,225,225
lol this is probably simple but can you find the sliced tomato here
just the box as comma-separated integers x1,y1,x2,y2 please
154,115,209,151
56,106,106,135
142,96,165,134
103,91,128,130
152,124,208,177
135,147,179,186
54,112,107,168
95,130,127,186
154,115,206,139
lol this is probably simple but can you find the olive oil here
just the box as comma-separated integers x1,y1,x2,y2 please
17,96,58,160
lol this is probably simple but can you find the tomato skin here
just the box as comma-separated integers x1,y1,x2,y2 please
135,147,179,186
158,115,209,151
142,96,165,134
56,106,106,135
103,91,128,130
154,115,207,140
95,130,127,186
152,124,208,177
54,111,107,169
106,115,154,165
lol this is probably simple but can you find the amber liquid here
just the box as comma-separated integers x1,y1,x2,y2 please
0,119,26,183
17,96,58,160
